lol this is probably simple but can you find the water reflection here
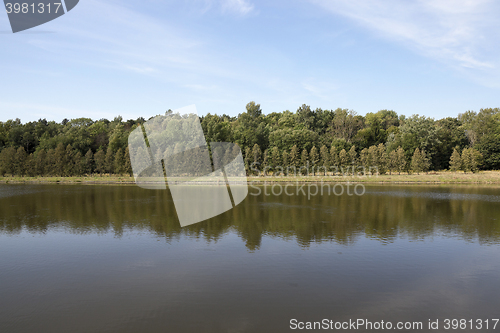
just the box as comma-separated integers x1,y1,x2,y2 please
1,184,499,249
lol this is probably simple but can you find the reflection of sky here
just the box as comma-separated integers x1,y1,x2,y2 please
1,229,499,332
366,189,500,202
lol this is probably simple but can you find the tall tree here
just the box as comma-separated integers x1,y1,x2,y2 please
282,150,289,174
449,148,462,172
251,144,262,172
319,145,330,175
262,149,269,173
377,143,388,175
348,145,357,166
104,147,115,174
244,147,252,173
388,150,397,175
338,149,348,170
300,148,309,175
124,147,133,176
14,147,27,176
94,149,106,175
64,144,75,176
461,148,482,173
53,143,66,176
360,148,369,169
83,149,94,175
289,145,299,170
411,148,424,174
0,147,16,176
330,146,339,168
114,148,125,175
368,145,378,174
309,146,319,175
396,146,406,175
34,149,47,176
270,146,281,171
73,151,83,176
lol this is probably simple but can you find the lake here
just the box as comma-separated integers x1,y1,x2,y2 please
0,183,499,332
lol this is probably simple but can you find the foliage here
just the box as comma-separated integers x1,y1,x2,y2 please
1,103,499,177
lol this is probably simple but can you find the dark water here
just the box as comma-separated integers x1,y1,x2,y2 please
0,184,499,332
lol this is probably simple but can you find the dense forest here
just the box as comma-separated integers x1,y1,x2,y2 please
0,102,497,177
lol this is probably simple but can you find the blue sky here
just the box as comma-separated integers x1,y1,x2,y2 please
1,0,500,122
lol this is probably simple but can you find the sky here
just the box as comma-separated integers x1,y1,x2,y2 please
1,0,500,122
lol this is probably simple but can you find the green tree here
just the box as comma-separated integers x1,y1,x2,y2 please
300,148,309,175
368,145,378,174
73,151,83,176
282,150,289,174
105,147,115,174
360,148,369,172
34,149,47,176
449,148,462,172
233,102,268,151
53,143,66,176
270,146,281,171
330,146,339,168
64,144,75,176
83,149,94,175
14,147,27,176
461,147,482,173
251,144,262,173
338,149,348,170
377,143,388,175
421,149,431,173
319,145,330,175
25,153,35,177
398,115,440,169
94,149,106,175
411,148,428,174
0,147,16,176
309,146,319,175
45,149,56,176
244,147,252,173
262,149,270,174
396,146,406,175
388,150,397,175
470,148,483,173
289,145,299,171
124,147,133,176
348,145,357,166
114,148,124,175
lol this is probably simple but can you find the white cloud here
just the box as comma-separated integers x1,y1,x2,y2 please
310,0,500,70
221,0,254,15
302,78,339,101
187,0,254,15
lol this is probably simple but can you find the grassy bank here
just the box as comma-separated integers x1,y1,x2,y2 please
2,170,500,185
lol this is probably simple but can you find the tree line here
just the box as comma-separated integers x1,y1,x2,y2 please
0,102,496,177
243,143,482,176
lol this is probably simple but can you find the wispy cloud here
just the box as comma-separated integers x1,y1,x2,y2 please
188,0,254,15
310,0,500,70
221,0,254,15
302,78,339,101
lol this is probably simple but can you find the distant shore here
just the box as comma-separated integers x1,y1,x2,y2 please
2,171,500,185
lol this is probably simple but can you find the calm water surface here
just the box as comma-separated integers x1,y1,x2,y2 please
0,184,499,332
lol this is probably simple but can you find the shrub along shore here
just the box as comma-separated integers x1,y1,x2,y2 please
2,171,500,185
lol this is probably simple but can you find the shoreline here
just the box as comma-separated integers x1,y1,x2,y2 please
2,171,500,185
